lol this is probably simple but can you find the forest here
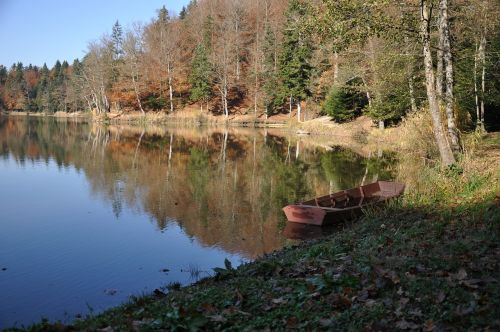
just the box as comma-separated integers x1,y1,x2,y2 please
0,0,498,160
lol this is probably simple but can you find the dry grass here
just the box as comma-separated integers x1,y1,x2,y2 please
395,111,499,207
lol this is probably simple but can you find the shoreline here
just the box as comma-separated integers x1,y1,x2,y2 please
1,110,401,153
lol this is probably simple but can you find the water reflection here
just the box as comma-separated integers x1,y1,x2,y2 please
0,116,397,258
0,115,396,327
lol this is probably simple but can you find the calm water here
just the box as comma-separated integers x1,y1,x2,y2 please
0,116,395,328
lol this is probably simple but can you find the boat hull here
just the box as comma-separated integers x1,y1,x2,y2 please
282,181,405,226
282,204,363,226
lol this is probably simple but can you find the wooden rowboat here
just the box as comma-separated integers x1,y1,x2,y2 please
282,181,405,226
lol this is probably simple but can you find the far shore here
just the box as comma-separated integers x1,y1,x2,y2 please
1,109,404,156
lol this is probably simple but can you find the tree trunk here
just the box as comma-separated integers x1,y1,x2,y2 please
132,74,145,114
479,32,486,131
223,78,228,118
167,62,174,113
409,75,417,113
333,51,339,85
436,7,444,99
440,0,460,152
289,95,292,117
474,42,481,128
420,0,455,166
404,35,418,113
297,101,301,122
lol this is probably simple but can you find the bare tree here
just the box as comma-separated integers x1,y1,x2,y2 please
439,0,460,151
81,39,113,114
123,25,146,114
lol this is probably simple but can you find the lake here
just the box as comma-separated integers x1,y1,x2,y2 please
0,115,395,328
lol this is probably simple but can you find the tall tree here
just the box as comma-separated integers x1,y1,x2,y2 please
420,0,455,166
123,25,146,114
439,0,460,151
279,0,312,121
189,43,212,111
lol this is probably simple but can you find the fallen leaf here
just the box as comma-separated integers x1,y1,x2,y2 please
436,291,446,303
456,268,467,280
398,297,409,309
272,297,287,304
423,319,435,331
209,315,227,323
98,327,114,332
396,319,419,330
387,270,400,284
319,318,334,327
286,317,299,329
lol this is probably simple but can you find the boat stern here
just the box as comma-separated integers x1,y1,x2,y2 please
282,205,327,226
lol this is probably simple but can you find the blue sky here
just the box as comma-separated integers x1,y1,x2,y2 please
0,0,190,68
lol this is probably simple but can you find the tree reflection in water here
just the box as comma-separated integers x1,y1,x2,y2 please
0,116,396,258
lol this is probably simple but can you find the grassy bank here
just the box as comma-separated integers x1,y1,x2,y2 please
9,130,498,331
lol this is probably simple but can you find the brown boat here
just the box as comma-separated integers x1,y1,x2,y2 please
282,181,405,226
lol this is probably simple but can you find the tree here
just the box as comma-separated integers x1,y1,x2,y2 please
80,40,113,114
189,43,212,111
278,0,312,121
111,20,124,61
123,25,146,114
439,0,460,151
262,8,279,117
420,0,455,166
150,6,179,113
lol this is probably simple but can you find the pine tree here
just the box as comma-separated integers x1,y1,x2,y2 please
35,64,50,112
158,6,169,24
322,87,354,122
179,6,187,20
189,43,212,111
111,20,124,60
278,0,312,119
262,22,278,116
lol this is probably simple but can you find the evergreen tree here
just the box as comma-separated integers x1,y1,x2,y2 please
111,20,124,60
0,65,7,85
322,87,351,122
278,0,312,117
262,22,278,116
189,43,212,110
158,6,170,24
179,6,187,20
202,15,214,49
35,63,50,112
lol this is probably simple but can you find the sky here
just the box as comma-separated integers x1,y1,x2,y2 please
0,0,190,68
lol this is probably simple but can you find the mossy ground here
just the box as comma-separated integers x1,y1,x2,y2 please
7,133,500,331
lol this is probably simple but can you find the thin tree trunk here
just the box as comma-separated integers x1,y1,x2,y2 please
297,101,301,122
167,62,174,113
404,35,418,113
289,95,292,117
132,74,145,114
479,32,486,131
440,0,460,152
474,42,481,128
333,51,339,85
409,75,417,113
420,0,455,166
436,6,444,99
